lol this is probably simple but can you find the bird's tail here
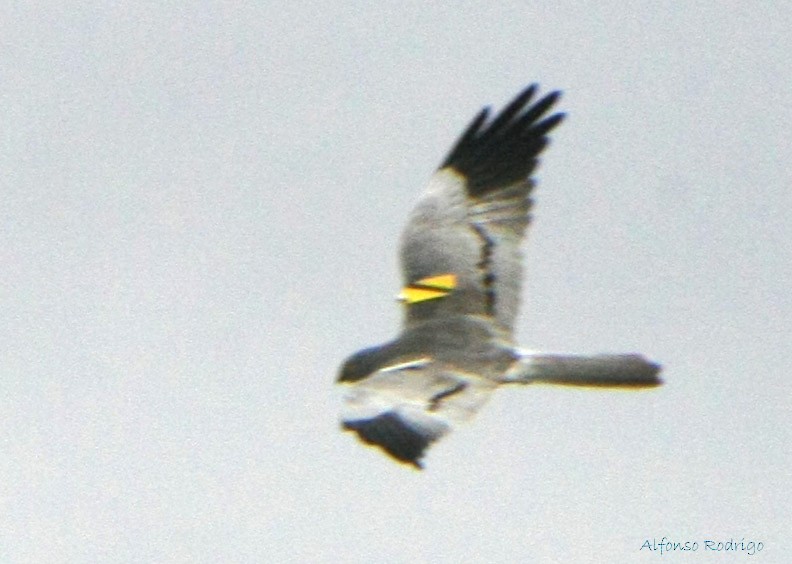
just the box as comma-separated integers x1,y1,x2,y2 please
502,352,662,388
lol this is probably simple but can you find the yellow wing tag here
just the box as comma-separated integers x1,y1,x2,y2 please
398,274,458,304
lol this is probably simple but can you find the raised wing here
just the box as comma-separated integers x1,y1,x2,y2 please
399,85,564,334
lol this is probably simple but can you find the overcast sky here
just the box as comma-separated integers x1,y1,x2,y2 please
2,2,790,562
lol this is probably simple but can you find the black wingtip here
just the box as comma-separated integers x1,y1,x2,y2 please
440,85,565,198
343,412,443,469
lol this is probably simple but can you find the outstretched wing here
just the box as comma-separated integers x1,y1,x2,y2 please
339,361,498,469
399,85,564,334
338,312,520,468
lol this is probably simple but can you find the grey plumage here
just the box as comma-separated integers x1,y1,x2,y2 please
337,85,661,469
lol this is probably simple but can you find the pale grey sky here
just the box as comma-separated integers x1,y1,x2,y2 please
2,2,790,562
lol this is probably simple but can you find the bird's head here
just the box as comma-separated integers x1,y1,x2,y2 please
337,344,434,384
337,346,384,383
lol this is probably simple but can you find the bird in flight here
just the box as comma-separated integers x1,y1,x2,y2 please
337,85,661,469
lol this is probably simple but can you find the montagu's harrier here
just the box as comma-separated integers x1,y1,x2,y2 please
337,85,661,469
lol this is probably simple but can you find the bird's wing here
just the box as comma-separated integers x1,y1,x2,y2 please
340,361,498,469
399,85,564,334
